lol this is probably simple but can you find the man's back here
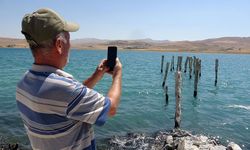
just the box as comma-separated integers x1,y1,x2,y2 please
16,65,111,150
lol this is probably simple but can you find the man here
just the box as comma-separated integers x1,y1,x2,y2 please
16,8,122,150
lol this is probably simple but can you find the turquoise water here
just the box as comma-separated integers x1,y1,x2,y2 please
0,48,249,149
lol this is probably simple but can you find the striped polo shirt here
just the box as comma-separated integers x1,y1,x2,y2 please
16,64,111,150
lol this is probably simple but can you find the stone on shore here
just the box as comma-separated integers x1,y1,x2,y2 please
106,129,242,150
226,142,242,150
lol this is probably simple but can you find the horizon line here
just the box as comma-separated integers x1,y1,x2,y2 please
0,36,250,42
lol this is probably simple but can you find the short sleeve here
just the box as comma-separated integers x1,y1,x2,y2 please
66,86,111,126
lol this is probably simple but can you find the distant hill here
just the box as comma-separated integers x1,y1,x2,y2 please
0,37,28,48
1,37,250,54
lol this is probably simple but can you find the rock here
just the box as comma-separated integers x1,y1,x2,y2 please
166,135,173,144
177,139,193,150
210,145,227,150
106,130,242,150
199,144,214,149
192,135,208,146
191,145,199,150
227,142,242,150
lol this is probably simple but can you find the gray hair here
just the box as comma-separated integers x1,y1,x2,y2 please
29,32,67,56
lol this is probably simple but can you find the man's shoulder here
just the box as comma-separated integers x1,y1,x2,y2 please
17,70,84,98
48,72,84,91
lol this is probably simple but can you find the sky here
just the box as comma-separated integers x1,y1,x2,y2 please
0,0,250,41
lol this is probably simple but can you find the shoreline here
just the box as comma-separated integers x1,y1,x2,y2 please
1,47,250,55
1,129,243,150
98,129,243,150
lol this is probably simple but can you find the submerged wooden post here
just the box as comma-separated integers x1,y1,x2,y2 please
176,57,179,71
177,56,183,71
184,57,189,73
175,71,182,128
162,62,170,87
189,57,193,79
170,56,174,71
161,55,164,73
215,59,219,86
180,56,183,71
193,56,196,74
165,86,169,105
199,59,202,77
194,59,200,97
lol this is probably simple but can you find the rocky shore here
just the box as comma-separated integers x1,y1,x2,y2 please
0,129,243,150
0,136,18,150
103,129,242,150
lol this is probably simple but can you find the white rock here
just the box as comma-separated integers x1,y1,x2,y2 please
208,145,226,150
227,142,242,150
193,135,208,146
191,145,199,150
177,139,193,150
166,135,173,144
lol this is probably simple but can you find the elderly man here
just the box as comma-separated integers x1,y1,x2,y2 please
16,8,122,150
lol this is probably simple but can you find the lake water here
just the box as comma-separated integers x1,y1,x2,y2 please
0,48,249,149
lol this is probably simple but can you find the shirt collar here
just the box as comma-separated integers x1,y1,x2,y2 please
31,64,73,79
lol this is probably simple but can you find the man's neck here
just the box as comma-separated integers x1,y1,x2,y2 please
34,53,63,69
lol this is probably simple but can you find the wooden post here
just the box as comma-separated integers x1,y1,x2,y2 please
175,71,182,128
194,59,200,97
189,57,193,79
180,56,183,71
177,56,183,71
162,62,170,87
161,55,164,73
193,56,196,74
176,57,179,71
215,59,219,86
199,59,201,77
184,57,189,73
165,86,169,105
170,56,174,71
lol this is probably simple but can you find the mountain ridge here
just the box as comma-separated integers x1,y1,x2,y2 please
1,36,250,53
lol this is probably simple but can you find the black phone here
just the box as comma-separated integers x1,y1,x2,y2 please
107,46,117,71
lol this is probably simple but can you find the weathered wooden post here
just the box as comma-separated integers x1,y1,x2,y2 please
176,57,179,71
177,56,183,71
170,56,174,71
199,59,202,77
180,56,183,71
184,57,189,73
161,55,164,73
165,86,169,105
189,57,193,79
162,62,170,87
215,59,219,86
175,71,182,128
193,59,200,97
193,56,196,74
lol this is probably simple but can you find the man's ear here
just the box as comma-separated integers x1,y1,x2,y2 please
55,38,63,54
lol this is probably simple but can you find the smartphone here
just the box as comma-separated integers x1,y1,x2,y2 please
107,46,117,71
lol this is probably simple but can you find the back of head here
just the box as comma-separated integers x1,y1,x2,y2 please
21,8,79,50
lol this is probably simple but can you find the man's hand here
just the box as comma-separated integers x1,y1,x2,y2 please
112,58,122,78
106,58,122,77
96,59,110,75
83,59,109,89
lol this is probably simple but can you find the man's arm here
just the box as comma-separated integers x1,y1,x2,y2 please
83,58,122,117
107,58,122,116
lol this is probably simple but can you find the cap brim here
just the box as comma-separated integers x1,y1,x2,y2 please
64,22,79,32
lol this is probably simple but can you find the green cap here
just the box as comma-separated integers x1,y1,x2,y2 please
21,8,79,45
